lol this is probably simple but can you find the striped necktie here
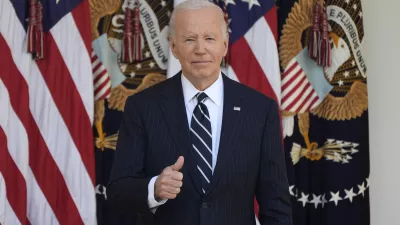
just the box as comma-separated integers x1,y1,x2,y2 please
190,92,212,194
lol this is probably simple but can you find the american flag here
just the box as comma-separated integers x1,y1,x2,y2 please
0,0,96,224
92,50,111,101
167,0,281,223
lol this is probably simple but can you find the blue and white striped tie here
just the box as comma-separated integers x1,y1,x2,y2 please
190,92,212,194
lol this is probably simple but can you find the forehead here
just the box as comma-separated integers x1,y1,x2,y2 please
175,7,222,35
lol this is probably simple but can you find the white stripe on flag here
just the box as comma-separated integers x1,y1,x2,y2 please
0,172,22,225
50,13,94,124
288,86,314,112
0,172,5,224
244,16,281,104
0,79,58,225
281,75,308,108
282,64,301,87
281,69,305,97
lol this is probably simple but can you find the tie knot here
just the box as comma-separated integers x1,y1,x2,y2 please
196,92,208,103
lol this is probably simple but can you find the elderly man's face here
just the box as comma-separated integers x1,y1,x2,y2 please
170,7,228,81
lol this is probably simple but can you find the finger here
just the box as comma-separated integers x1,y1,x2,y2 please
170,156,184,171
163,186,181,195
160,192,177,200
168,180,183,188
170,171,183,181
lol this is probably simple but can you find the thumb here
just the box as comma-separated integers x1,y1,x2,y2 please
170,156,184,171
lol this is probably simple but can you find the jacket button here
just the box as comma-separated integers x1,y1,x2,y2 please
201,202,209,208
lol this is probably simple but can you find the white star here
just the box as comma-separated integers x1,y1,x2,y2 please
346,155,353,160
341,149,349,154
344,71,350,78
129,72,135,78
226,0,236,5
241,0,261,10
321,194,328,208
345,0,350,4
355,70,360,76
120,64,128,72
351,60,356,66
310,194,322,209
353,4,357,10
167,10,171,17
56,0,60,4
329,191,343,206
161,0,166,7
145,51,151,58
289,185,295,196
366,177,370,188
149,61,155,68
228,19,232,33
359,11,363,18
298,192,309,207
344,188,357,202
327,139,335,143
338,80,344,86
351,148,359,154
136,63,142,69
358,182,367,197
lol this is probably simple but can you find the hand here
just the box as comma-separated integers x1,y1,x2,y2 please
154,156,184,201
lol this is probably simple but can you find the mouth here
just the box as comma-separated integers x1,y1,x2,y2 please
191,61,211,65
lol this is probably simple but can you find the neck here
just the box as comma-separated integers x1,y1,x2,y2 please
183,72,219,91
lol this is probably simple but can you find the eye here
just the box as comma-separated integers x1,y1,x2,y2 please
206,37,215,41
185,38,194,42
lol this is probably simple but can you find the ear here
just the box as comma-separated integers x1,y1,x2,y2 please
168,36,178,59
223,33,229,57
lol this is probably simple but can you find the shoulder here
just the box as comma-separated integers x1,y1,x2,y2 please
223,75,278,111
125,74,177,107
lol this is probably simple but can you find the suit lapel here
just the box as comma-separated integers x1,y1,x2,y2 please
207,74,244,194
158,73,203,196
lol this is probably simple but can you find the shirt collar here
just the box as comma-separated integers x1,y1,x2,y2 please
181,71,223,107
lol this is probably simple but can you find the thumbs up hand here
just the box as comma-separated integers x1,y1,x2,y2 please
155,156,184,201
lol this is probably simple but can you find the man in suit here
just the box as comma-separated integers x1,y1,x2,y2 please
107,0,292,224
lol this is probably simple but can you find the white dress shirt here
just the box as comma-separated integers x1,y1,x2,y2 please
147,72,224,211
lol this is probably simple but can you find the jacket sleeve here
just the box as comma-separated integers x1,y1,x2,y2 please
256,100,292,225
106,96,153,214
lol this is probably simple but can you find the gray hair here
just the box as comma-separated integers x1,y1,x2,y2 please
168,0,228,41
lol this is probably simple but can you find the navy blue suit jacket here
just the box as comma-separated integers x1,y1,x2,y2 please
107,72,292,225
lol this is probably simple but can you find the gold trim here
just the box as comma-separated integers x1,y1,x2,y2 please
311,81,368,120
107,73,166,111
89,0,122,40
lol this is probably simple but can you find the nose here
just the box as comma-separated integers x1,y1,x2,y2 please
194,39,206,56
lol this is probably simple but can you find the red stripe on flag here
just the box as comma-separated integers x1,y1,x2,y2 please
92,62,102,74
281,75,307,103
98,88,111,100
70,1,91,55
282,69,303,91
264,5,278,42
0,127,28,225
230,37,278,102
307,95,320,111
95,76,111,94
93,70,107,84
0,34,84,225
91,55,98,64
286,83,312,112
35,35,95,184
282,61,298,79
